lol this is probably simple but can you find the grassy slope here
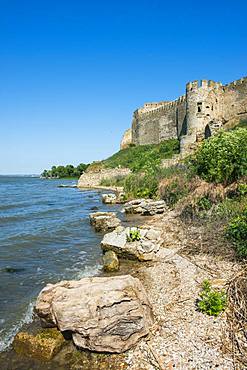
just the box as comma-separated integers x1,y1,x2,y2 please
88,139,179,172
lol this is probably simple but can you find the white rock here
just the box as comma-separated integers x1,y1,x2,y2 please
35,275,153,353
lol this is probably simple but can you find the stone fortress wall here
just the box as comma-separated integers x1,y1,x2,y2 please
124,76,247,154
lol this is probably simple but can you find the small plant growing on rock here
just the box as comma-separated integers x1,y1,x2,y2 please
127,228,141,242
197,280,227,317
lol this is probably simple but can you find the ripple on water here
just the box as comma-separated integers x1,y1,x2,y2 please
0,176,122,352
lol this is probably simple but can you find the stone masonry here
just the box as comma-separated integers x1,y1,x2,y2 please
122,76,247,154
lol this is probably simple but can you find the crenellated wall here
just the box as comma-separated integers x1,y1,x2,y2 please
132,95,186,145
126,76,247,154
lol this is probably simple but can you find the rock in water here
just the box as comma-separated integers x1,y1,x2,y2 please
103,250,119,272
13,328,65,361
89,211,121,231
35,275,153,353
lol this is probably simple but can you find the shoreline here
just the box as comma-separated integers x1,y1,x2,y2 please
0,187,241,369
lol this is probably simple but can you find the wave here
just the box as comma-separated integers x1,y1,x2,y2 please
0,302,34,352
74,263,102,279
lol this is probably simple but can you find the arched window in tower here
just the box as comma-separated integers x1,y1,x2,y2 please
205,124,212,139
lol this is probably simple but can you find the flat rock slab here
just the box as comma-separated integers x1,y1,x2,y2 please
101,226,162,261
89,212,121,231
123,199,167,216
35,275,153,353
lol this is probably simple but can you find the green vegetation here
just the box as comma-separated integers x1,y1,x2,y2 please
189,128,247,185
126,228,141,242
197,280,227,317
98,139,180,199
93,139,179,173
41,163,89,179
158,170,190,207
124,168,160,199
196,196,212,212
226,209,247,258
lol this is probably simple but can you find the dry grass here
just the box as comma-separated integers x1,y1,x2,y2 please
226,269,247,369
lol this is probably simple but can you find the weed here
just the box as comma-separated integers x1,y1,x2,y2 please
126,228,141,242
198,280,227,316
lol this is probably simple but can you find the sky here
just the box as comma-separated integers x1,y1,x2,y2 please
0,0,246,174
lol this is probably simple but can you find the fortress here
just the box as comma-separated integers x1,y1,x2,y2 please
121,76,247,154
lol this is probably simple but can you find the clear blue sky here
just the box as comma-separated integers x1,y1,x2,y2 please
0,0,246,174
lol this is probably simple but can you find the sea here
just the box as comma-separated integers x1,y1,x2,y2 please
0,175,122,352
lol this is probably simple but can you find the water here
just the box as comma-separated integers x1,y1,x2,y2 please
0,176,121,352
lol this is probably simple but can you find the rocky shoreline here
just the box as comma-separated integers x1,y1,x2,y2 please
0,188,242,369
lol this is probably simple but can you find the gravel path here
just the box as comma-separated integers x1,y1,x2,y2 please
125,211,238,370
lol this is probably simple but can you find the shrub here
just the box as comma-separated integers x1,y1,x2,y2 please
190,128,247,185
197,280,227,317
226,209,247,257
126,228,141,242
196,196,212,211
238,183,247,197
100,176,126,187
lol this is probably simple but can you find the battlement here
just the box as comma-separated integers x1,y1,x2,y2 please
186,80,222,92
134,95,186,118
224,76,247,89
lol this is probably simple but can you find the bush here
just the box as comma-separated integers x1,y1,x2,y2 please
197,280,227,317
226,209,247,257
190,128,247,185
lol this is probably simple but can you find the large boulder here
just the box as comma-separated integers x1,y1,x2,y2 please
89,212,121,232
101,226,162,261
103,250,119,272
123,199,167,216
35,275,153,353
13,328,65,361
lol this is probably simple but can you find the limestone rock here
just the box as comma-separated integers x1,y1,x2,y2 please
78,168,131,188
120,128,132,150
89,212,121,232
35,275,153,353
13,328,65,361
102,193,117,204
102,192,125,204
101,226,162,261
103,250,120,272
124,199,167,216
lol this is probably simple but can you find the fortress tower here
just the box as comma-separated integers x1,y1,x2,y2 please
121,76,247,154
180,80,223,153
